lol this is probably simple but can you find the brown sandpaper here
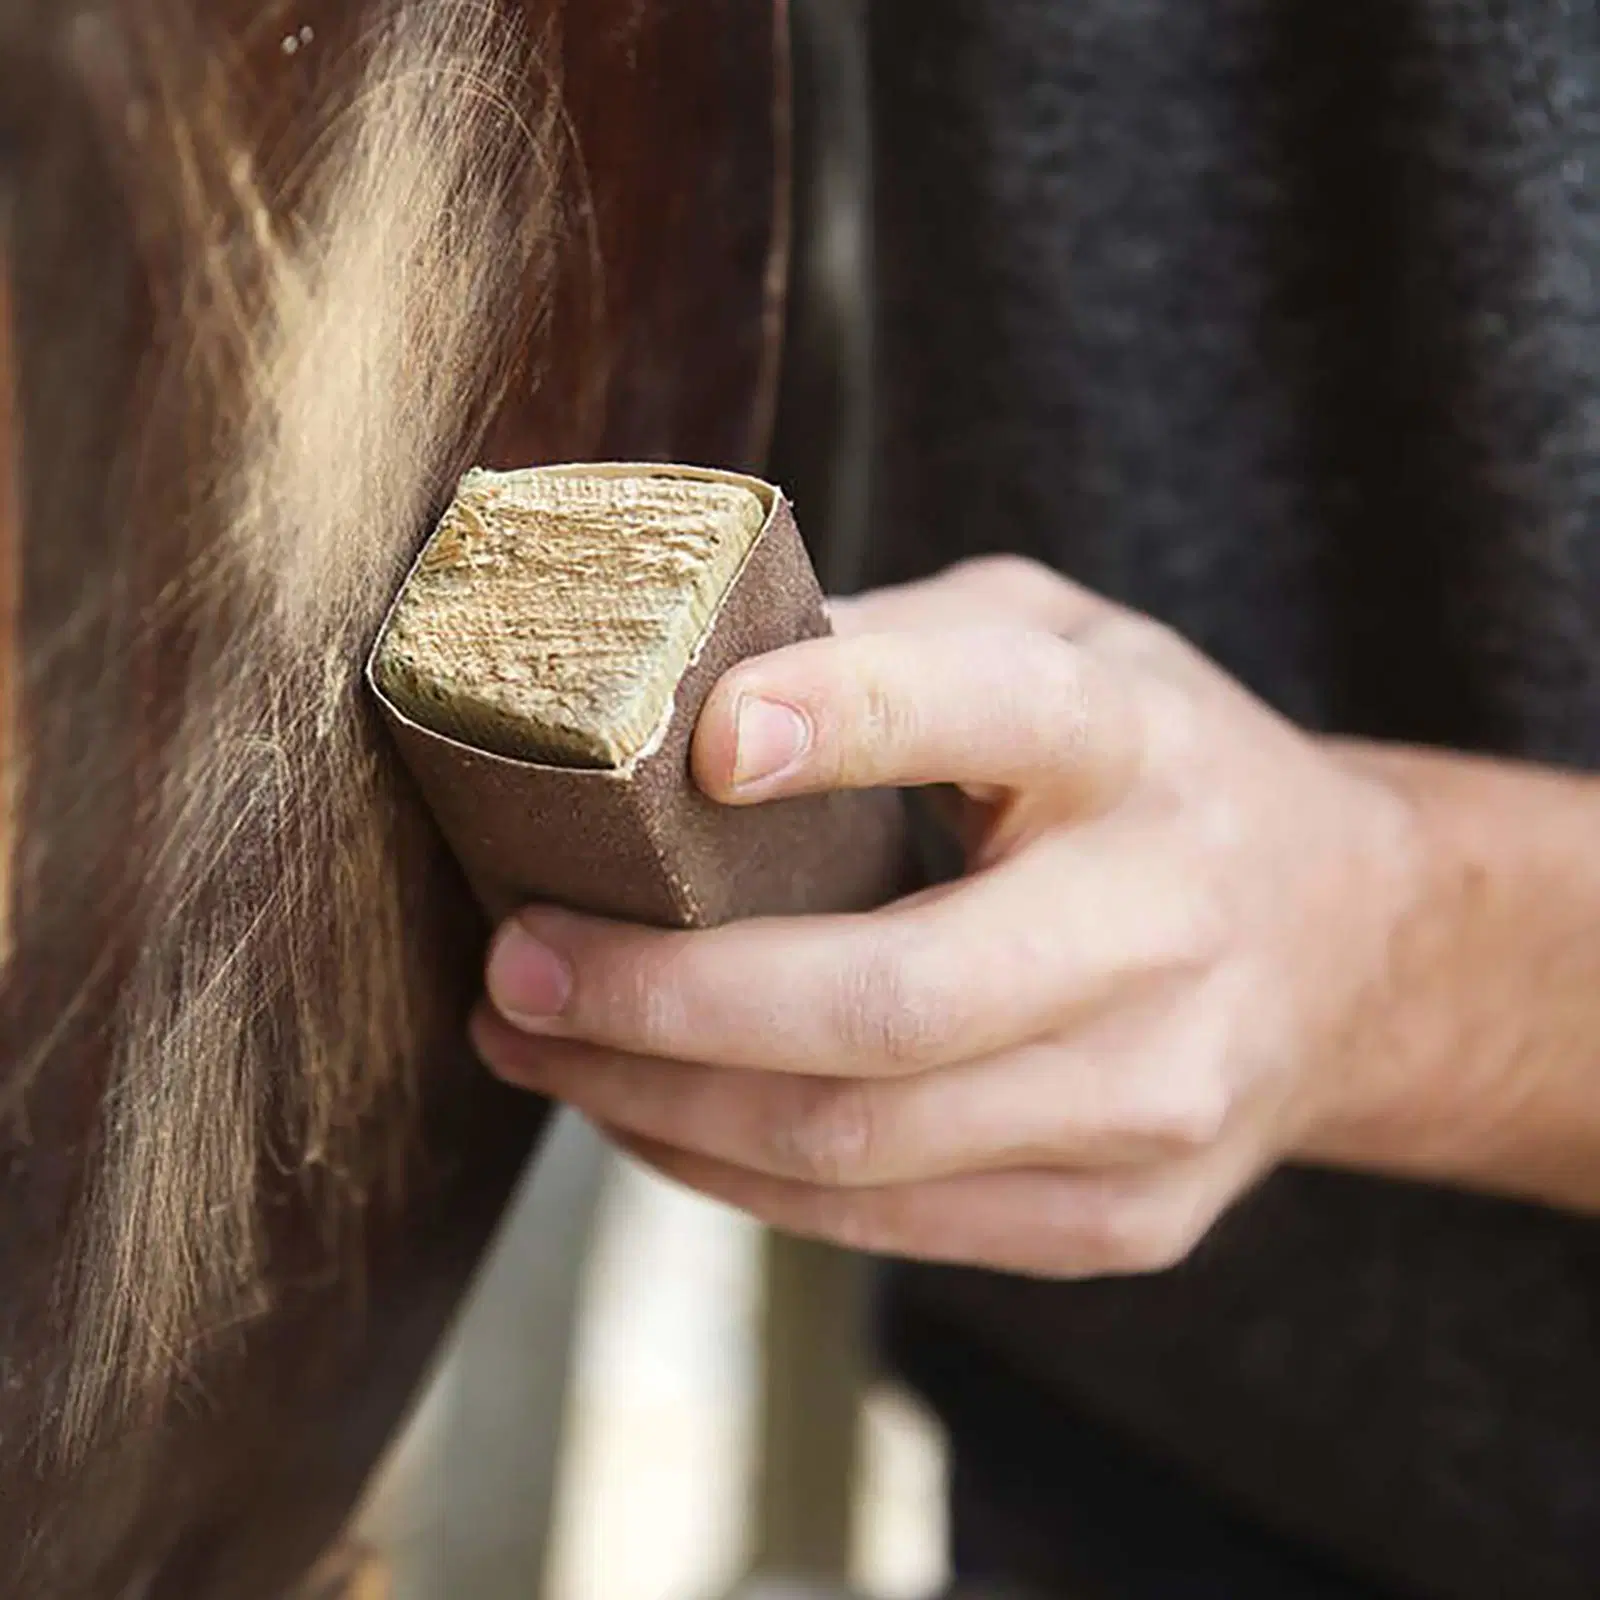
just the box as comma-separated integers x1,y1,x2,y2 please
368,463,908,928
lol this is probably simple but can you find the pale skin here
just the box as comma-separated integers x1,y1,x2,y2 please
471,556,1600,1277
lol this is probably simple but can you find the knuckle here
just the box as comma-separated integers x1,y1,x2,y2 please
1152,1190,1222,1269
1153,877,1232,969
618,943,692,1051
1079,1192,1199,1276
852,675,921,774
1137,674,1204,765
1136,615,1191,659
1126,1211,1204,1275
952,552,1059,602
774,1079,880,1187
1012,632,1093,747
1186,888,1234,965
836,934,959,1070
1135,1079,1231,1156
1089,610,1188,666
817,1190,887,1254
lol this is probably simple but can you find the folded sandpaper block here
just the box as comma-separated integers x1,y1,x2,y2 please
367,462,908,928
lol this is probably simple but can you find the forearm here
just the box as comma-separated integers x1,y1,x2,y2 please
1305,741,1600,1213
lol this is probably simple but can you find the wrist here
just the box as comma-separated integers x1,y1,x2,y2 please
1300,742,1600,1213
1291,742,1445,1177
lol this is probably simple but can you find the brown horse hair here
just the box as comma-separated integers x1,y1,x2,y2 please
0,208,16,973
4,0,564,1463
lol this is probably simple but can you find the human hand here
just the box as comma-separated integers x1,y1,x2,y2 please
471,556,1423,1276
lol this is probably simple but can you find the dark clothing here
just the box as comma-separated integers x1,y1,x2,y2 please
862,4,1600,1596
885,1299,1404,1599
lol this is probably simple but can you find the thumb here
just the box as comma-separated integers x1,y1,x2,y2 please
691,625,1141,810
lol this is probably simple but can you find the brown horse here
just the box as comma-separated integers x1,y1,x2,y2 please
0,2,786,1592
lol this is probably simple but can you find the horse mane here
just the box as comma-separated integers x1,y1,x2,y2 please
1,0,563,1469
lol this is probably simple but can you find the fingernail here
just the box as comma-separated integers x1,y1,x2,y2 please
487,921,573,1025
732,696,810,789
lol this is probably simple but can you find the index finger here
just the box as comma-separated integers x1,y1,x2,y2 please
484,833,1185,1077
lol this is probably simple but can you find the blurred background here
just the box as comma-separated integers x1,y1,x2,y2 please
358,1117,950,1600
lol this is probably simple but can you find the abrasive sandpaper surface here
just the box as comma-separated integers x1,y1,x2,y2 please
369,463,908,928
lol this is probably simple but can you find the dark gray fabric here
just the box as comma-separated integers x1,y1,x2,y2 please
889,1301,1405,1598
865,4,1600,1597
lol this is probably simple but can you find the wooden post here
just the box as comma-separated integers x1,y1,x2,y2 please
748,1232,868,1585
